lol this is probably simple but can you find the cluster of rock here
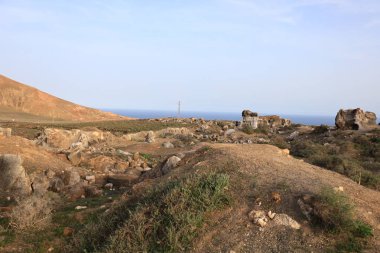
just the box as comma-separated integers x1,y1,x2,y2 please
335,108,377,130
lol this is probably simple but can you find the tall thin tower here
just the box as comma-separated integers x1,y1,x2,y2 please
177,100,181,118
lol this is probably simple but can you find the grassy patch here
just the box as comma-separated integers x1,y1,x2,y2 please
290,136,380,190
1,120,193,139
311,189,373,252
68,173,231,253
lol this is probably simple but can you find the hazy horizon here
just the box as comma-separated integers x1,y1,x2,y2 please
1,0,379,116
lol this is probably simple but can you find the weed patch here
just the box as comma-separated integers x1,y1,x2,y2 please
68,173,230,253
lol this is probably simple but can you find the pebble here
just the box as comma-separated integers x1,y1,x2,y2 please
75,206,87,210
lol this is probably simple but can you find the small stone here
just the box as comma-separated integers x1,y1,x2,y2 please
271,192,281,203
75,206,87,210
63,227,74,236
268,211,276,219
104,183,113,190
85,175,96,184
162,142,174,148
133,152,140,161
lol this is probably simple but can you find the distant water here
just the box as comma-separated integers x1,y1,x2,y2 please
106,109,336,126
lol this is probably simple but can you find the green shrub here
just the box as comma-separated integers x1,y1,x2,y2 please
68,173,230,253
241,124,255,134
352,221,373,238
312,189,373,252
312,125,330,134
314,188,354,231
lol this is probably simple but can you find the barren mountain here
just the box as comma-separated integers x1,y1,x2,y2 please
0,74,128,121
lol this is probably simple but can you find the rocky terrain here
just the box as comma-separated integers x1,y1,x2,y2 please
0,108,379,252
0,75,129,122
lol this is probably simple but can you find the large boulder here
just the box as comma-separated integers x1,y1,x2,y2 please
0,155,32,196
335,108,377,130
161,156,181,175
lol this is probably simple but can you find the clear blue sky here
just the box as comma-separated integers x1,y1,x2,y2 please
1,0,379,116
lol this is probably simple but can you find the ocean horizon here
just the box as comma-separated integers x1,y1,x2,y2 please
105,109,337,126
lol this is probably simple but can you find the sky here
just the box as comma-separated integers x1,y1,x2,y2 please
0,0,379,116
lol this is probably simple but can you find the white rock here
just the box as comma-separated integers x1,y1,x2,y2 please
75,206,87,210
161,156,181,175
104,183,114,190
162,142,174,148
268,211,276,219
85,175,96,183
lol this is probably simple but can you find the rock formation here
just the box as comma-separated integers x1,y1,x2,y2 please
240,110,291,130
241,109,259,129
0,155,32,197
335,108,377,130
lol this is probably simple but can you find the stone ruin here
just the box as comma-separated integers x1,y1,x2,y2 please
335,108,377,130
241,110,258,129
239,109,291,130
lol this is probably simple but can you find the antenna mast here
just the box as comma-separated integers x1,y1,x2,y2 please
177,100,181,118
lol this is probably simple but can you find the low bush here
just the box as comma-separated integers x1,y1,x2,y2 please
9,194,54,231
312,125,330,134
68,173,231,253
311,189,373,252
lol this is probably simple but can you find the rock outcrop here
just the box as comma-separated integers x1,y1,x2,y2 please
0,127,12,137
335,108,377,130
0,155,32,197
241,109,259,129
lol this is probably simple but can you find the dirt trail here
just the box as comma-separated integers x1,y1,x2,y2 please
192,143,380,252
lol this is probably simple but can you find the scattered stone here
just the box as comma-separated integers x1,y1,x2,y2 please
49,177,65,193
162,142,174,148
104,183,114,190
287,131,299,141
75,206,87,210
85,175,96,184
68,150,82,166
62,169,81,186
271,192,281,203
117,150,132,156
161,156,181,175
63,227,74,236
67,183,86,201
85,186,103,197
333,186,344,192
268,211,276,219
272,214,301,229
248,210,268,227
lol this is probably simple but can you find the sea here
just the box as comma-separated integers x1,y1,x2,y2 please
106,109,337,126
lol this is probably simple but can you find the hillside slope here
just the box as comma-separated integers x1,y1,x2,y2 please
0,74,128,121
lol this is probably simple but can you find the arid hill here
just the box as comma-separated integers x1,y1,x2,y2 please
0,74,129,122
